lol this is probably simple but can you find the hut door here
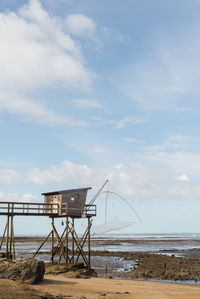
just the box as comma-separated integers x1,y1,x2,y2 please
53,196,59,213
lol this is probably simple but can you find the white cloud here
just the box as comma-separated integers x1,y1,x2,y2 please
164,135,192,149
142,151,200,177
24,157,200,201
1,152,200,201
72,99,103,109
0,91,87,126
0,1,93,90
0,169,22,185
0,0,95,126
113,117,134,129
92,116,149,129
145,135,192,151
176,174,189,182
27,160,94,186
0,192,39,202
123,138,142,143
113,117,149,129
65,14,96,38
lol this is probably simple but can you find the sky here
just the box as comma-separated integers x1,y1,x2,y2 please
0,0,200,234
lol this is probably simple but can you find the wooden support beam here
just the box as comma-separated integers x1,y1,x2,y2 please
51,218,54,263
11,216,15,259
71,218,74,263
73,226,89,263
58,229,67,265
51,223,61,244
67,224,89,268
65,217,69,265
9,217,12,259
88,217,91,269
32,230,52,258
51,226,67,260
0,221,7,250
6,210,10,259
74,220,92,265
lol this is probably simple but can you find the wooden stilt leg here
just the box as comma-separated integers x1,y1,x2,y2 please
68,224,90,268
74,226,89,263
88,217,91,269
51,227,67,260
66,217,68,265
11,216,15,259
9,216,13,259
0,221,8,251
51,218,54,263
6,212,10,259
72,218,74,263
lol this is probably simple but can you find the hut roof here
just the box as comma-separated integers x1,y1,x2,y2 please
41,187,92,196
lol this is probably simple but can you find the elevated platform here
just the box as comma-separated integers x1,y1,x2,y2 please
0,201,96,218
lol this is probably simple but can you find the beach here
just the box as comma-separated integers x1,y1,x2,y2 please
1,233,200,298
1,275,200,299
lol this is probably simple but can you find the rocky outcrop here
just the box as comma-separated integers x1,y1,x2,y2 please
118,252,200,281
45,262,97,278
0,255,45,284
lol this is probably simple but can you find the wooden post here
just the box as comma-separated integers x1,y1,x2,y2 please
51,218,54,263
6,216,9,258
72,218,74,263
9,217,13,259
0,221,7,250
68,224,89,268
88,217,91,269
73,225,89,263
9,204,14,259
11,215,15,259
51,226,66,260
6,204,10,259
66,217,68,265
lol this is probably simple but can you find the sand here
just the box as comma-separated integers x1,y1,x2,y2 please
29,275,200,299
1,275,200,298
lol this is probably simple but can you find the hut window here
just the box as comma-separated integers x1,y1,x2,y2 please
54,196,57,201
70,196,75,201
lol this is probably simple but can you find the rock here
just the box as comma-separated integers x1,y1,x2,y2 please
0,258,45,284
45,262,97,278
119,253,200,281
0,252,6,258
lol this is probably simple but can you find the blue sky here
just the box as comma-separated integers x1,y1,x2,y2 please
0,0,200,234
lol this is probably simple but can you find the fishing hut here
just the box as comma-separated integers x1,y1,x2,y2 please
0,187,96,269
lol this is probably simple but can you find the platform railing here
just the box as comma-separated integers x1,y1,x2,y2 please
0,202,59,215
61,203,96,217
0,201,96,217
